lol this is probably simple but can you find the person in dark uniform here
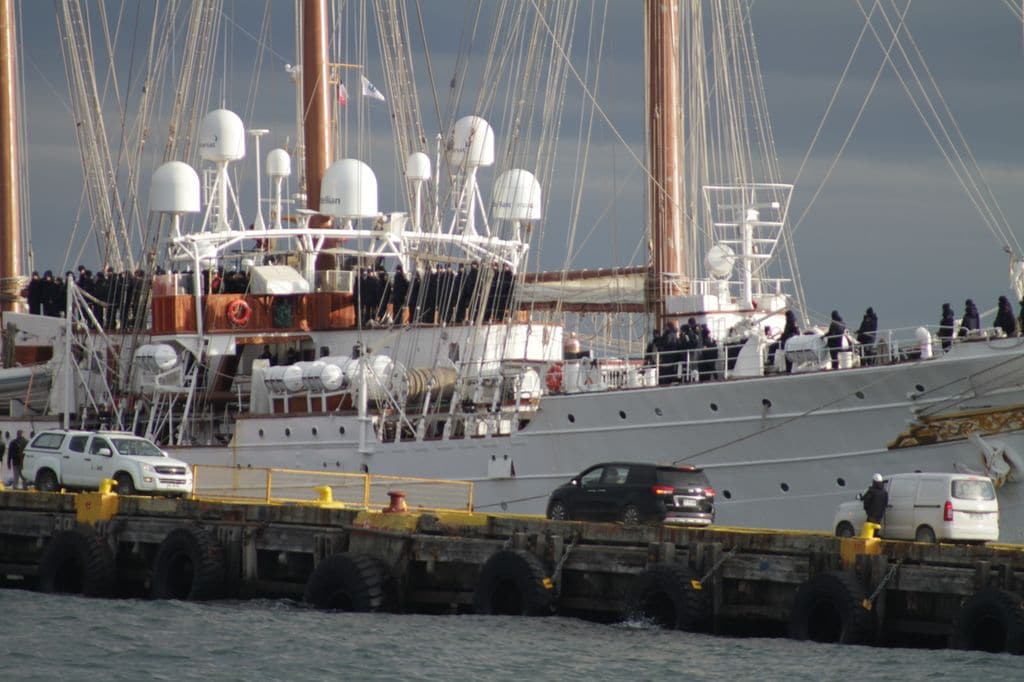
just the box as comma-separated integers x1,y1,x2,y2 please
257,345,277,366
768,310,800,372
861,473,888,527
825,310,846,369
960,299,980,336
391,265,410,325
8,430,28,490
26,271,42,314
855,307,878,365
938,303,955,352
994,295,1017,337
659,321,681,385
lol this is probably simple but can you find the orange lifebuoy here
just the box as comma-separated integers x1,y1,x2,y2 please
545,363,563,392
227,298,252,327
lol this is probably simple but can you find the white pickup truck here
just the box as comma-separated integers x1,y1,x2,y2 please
21,429,193,496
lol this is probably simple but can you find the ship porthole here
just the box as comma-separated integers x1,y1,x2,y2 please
837,477,846,487
780,482,790,492
568,414,576,423
285,428,291,437
654,407,663,416
618,410,627,420
258,429,264,438
312,427,318,436
722,490,732,499
855,391,865,399
709,403,718,412
915,384,925,393
339,426,346,435
761,398,772,409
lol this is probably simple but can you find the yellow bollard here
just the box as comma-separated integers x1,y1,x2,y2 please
314,485,334,505
859,521,881,539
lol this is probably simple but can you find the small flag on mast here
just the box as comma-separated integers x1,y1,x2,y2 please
337,82,349,106
361,74,386,102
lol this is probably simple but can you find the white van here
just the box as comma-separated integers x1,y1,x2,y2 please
832,473,999,543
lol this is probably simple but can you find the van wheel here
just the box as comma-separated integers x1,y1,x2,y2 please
113,472,136,496
35,469,59,493
914,526,937,544
835,522,855,538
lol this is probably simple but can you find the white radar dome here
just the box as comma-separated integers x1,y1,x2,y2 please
493,169,541,221
705,243,736,279
447,116,494,168
198,109,246,162
149,162,200,214
266,148,292,177
406,152,431,181
320,159,378,218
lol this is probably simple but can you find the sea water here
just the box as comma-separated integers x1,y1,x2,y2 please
0,589,1015,681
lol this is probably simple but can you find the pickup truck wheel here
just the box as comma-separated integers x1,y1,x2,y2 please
35,469,59,493
113,472,136,495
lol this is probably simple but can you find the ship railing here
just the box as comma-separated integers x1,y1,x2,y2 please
638,324,995,384
190,464,473,512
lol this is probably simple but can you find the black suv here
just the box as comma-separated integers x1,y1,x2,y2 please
546,462,715,525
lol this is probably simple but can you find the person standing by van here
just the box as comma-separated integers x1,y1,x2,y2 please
862,473,888,524
8,430,28,490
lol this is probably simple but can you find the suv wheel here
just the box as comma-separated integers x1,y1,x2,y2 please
835,522,855,538
621,504,642,526
547,500,569,521
35,469,59,493
114,473,136,496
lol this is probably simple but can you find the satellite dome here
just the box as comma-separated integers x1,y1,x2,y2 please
405,152,431,181
198,109,246,162
447,116,494,168
134,344,179,373
705,243,736,279
149,162,200,213
492,169,541,221
266,148,292,177
320,159,378,218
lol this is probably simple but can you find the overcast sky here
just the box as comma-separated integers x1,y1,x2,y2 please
13,1,1024,330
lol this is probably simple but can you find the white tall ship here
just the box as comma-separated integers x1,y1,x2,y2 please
3,1,1024,540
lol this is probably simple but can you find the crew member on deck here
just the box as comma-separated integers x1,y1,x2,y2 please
938,303,955,352
994,295,1017,337
825,310,846,370
960,299,980,336
855,307,878,365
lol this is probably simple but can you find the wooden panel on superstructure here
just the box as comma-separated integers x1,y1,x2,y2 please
150,293,357,334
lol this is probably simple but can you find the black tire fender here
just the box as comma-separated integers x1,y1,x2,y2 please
473,549,554,616
152,527,225,600
789,571,874,644
304,553,394,612
38,528,116,597
950,588,1024,654
625,564,711,631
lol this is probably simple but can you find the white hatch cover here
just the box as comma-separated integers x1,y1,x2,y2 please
248,265,311,295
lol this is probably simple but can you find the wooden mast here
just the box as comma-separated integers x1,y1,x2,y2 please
0,0,22,312
645,0,683,329
302,0,332,242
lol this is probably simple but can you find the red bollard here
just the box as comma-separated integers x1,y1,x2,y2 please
385,490,408,513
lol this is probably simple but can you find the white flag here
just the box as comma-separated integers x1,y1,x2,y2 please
361,74,386,102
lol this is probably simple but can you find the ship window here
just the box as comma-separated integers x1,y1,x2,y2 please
837,477,846,487
285,428,291,437
568,414,576,423
780,482,790,492
312,427,318,436
618,410,627,420
339,426,346,435
258,429,264,438
722,490,732,499
709,403,718,412
855,391,865,399
654,407,663,416
762,398,772,409
915,384,925,393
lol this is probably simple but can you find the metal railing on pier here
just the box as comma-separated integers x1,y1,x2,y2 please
191,465,473,512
